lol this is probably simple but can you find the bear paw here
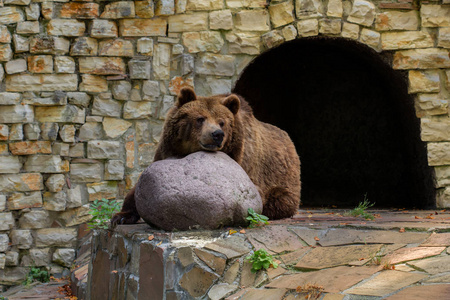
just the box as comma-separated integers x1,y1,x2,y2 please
110,211,140,227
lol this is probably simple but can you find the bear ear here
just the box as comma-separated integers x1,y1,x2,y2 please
176,87,197,107
222,95,240,115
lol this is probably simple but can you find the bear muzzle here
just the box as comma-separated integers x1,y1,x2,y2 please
200,129,225,151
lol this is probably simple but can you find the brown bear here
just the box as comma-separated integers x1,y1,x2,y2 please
111,87,300,226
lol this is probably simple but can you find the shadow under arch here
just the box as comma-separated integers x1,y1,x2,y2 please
233,37,436,208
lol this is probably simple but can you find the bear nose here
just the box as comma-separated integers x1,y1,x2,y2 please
211,129,224,144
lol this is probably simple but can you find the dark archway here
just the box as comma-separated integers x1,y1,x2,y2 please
233,37,436,208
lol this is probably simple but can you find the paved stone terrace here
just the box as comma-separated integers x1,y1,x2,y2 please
3,208,450,299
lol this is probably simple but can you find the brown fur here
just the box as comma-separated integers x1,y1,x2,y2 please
111,88,301,226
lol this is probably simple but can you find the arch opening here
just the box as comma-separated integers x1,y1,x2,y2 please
233,37,436,208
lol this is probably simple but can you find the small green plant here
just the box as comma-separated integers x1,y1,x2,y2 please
346,195,375,220
246,249,278,273
246,208,269,228
88,198,122,229
23,267,50,286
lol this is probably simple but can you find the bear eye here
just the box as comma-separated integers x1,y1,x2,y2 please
219,121,225,127
196,117,205,125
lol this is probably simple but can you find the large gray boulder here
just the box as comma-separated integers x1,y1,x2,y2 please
135,151,262,231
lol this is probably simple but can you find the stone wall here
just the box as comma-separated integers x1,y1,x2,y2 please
0,0,450,288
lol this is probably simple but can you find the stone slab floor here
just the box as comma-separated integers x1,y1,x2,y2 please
3,208,450,299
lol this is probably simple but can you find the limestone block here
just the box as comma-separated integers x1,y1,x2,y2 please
182,31,224,53
23,123,40,140
41,2,54,20
53,248,76,267
21,248,50,267
67,185,84,208
58,204,91,227
421,5,450,27
297,19,319,37
0,25,11,43
0,125,7,140
153,43,171,80
13,34,29,53
40,123,59,141
35,228,77,248
29,36,69,55
27,55,53,73
105,160,125,180
168,13,208,32
187,0,223,11
9,229,33,249
195,77,232,96
225,32,260,55
79,57,126,75
282,25,297,41
421,117,450,142
437,187,450,208
327,0,343,17
70,163,102,183
58,125,75,143
9,141,51,156
269,1,294,28
46,174,66,192
138,143,157,166
0,44,13,61
103,117,132,138
87,140,121,159
25,3,40,21
295,0,324,19
129,60,151,79
381,31,434,51
225,0,265,8
408,70,440,94
0,156,21,174
142,80,161,100
209,10,232,30
235,10,270,31
101,1,136,19
0,7,24,25
99,39,134,57
48,19,85,36
24,155,65,173
0,234,9,252
7,191,43,210
446,70,450,90
16,21,39,34
45,191,68,211
438,28,450,49
0,173,43,193
137,38,154,56
360,28,380,50
435,166,450,188
6,74,77,92
0,213,14,230
119,18,167,37
168,76,194,96
4,0,31,4
70,37,98,56
182,54,194,75
79,74,108,93
69,145,84,157
5,59,27,74
123,101,152,119
0,195,5,211
415,93,449,117
87,181,118,201
428,142,450,166
347,0,375,27
91,97,122,117
0,267,28,285
0,93,21,105
393,49,450,70
159,95,175,119
135,1,155,18
0,105,33,123
6,251,19,266
34,105,85,123
91,19,118,38
59,2,99,19
319,19,342,35
22,91,67,106
375,11,419,31
19,210,51,229
9,124,23,141
112,81,131,101
341,22,359,39
196,53,235,76
155,0,175,15
55,56,75,73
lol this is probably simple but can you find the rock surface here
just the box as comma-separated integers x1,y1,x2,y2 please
135,151,262,230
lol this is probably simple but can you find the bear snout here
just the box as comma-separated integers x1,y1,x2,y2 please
211,129,225,145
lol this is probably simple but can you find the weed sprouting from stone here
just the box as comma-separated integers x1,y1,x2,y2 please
246,208,269,228
88,198,122,229
246,249,278,273
346,194,376,220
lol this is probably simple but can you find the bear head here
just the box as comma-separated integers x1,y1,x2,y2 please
164,87,242,157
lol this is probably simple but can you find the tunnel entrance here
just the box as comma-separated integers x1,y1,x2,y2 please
233,37,436,209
